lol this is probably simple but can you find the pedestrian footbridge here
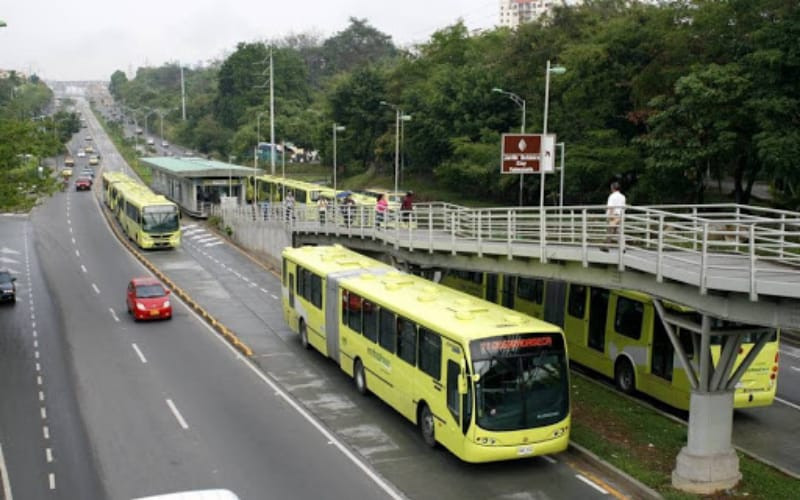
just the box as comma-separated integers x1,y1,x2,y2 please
218,202,800,329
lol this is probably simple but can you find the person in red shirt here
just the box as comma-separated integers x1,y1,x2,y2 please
400,191,413,222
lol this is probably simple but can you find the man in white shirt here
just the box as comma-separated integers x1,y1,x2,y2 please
606,181,626,245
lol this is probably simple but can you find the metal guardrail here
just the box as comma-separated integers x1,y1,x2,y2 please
214,202,800,302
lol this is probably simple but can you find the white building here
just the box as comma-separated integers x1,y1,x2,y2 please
498,1,567,28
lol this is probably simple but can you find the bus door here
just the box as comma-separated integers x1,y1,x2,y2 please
641,306,679,404
485,274,499,304
501,275,516,309
441,340,470,455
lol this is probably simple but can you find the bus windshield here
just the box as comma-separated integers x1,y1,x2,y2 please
471,333,569,432
142,206,179,233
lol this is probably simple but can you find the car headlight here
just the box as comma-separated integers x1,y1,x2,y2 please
136,302,146,311
163,300,170,308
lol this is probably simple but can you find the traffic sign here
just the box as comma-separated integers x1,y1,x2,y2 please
501,133,556,174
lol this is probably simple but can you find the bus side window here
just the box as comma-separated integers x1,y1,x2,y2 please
362,300,379,343
347,292,363,333
310,274,322,308
341,290,349,326
379,308,396,353
418,328,441,380
614,297,644,340
282,259,287,286
397,317,417,365
567,285,587,319
447,360,460,421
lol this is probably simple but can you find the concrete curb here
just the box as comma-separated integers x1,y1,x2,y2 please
568,442,662,499
99,196,254,358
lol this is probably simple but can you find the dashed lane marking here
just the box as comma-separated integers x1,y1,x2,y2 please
46,448,52,463
42,426,49,440
92,284,100,294
542,455,557,464
81,264,87,273
132,343,147,364
776,397,800,411
575,474,608,495
109,308,119,322
0,443,12,500
166,399,189,430
48,473,55,490
40,407,46,420
270,294,279,301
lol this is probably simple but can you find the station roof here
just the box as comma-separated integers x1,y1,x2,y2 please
142,157,261,178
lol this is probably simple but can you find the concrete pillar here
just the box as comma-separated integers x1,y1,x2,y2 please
672,390,740,494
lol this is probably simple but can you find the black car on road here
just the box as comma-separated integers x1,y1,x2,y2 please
0,269,16,303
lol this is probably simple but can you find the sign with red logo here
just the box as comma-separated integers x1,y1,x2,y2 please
501,133,556,174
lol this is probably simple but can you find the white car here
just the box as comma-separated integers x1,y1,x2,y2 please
146,138,155,145
76,150,86,158
161,141,169,148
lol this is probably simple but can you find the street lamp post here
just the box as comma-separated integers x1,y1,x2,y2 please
144,110,157,139
541,60,566,211
380,101,411,195
492,87,526,206
332,123,345,214
557,142,565,207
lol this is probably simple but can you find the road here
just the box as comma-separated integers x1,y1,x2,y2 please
0,95,630,499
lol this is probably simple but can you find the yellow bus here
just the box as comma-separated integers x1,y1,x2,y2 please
101,171,135,212
113,176,181,249
282,245,570,463
440,271,779,411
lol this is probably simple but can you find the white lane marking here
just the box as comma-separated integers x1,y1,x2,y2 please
197,237,218,244
33,340,38,348
165,399,189,430
75,250,80,257
37,376,42,386
790,366,800,372
46,448,53,463
39,391,44,402
0,443,13,500
71,237,76,244
270,294,279,301
109,308,120,322
776,397,800,411
92,284,100,294
542,455,557,464
69,227,72,234
576,474,608,494
42,426,49,439
48,473,55,490
40,407,47,420
131,343,147,364
204,241,224,248
34,351,40,359
35,362,40,372
31,321,36,329
81,264,87,273
780,347,800,359
259,288,269,294
67,219,71,225
181,224,197,230
32,330,37,338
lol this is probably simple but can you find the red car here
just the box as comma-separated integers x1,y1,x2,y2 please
75,176,92,191
126,277,172,321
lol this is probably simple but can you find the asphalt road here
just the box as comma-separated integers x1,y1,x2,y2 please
0,213,105,500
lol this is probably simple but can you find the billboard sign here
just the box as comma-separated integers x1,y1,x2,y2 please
501,133,556,174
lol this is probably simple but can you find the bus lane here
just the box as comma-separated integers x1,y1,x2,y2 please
142,226,639,500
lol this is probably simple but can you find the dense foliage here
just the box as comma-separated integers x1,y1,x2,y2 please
107,1,800,208
0,71,79,210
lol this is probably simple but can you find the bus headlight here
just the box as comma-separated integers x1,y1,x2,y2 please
552,427,566,438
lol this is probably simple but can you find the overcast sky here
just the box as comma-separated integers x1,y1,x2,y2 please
0,0,499,81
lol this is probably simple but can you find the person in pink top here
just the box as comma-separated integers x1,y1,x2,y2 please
375,193,388,228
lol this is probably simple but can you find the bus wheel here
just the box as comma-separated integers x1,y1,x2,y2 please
419,404,436,448
615,359,636,394
354,359,367,395
299,320,309,349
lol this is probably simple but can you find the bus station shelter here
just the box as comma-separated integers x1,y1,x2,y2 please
142,157,261,217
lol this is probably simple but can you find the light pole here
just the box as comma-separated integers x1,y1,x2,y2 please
157,108,175,145
541,60,566,211
144,110,157,139
332,123,345,212
492,87,527,206
557,142,565,207
380,101,411,195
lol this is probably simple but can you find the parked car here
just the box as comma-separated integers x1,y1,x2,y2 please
75,176,92,191
126,277,172,321
0,269,16,303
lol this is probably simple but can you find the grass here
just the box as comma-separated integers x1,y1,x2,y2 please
571,374,799,499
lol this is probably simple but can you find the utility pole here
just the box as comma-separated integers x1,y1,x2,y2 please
269,47,275,176
180,64,186,121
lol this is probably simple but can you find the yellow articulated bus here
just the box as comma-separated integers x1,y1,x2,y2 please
282,245,570,463
102,171,181,249
440,271,779,411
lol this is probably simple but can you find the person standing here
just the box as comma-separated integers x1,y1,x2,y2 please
375,193,388,229
284,191,295,222
400,191,414,223
317,196,329,225
606,181,626,245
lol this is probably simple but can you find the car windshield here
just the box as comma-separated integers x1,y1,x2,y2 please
471,333,569,432
135,284,165,298
142,206,179,232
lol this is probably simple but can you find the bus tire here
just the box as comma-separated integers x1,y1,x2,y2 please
354,359,367,395
299,319,309,349
615,358,636,394
419,404,436,448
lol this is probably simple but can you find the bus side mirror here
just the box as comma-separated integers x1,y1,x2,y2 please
458,374,468,395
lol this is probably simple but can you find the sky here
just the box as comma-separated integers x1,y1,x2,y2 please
0,0,500,81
